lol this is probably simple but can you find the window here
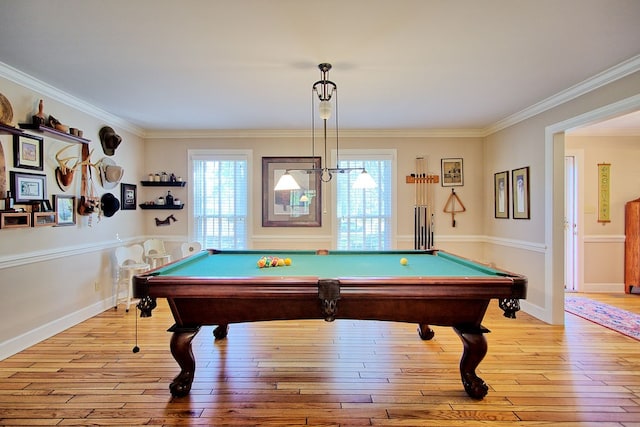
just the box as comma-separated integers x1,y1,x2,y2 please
334,150,395,250
189,150,250,249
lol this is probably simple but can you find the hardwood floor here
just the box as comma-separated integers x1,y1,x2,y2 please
0,293,639,426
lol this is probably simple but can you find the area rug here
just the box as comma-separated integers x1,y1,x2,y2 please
565,295,640,341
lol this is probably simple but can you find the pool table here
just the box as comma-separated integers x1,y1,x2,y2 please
133,249,526,399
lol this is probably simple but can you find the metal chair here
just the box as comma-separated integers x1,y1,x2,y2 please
143,238,172,268
114,244,150,312
180,241,202,258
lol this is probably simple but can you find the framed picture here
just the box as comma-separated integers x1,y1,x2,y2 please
441,158,463,187
494,171,509,219
53,194,76,226
10,171,47,203
121,183,137,210
512,166,530,219
262,157,322,227
13,133,44,170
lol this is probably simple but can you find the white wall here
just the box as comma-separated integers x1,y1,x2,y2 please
483,70,640,324
143,133,487,259
0,74,146,359
566,135,640,291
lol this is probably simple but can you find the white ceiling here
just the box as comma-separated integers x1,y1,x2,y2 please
0,0,639,133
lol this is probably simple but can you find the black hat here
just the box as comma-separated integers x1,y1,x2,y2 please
99,126,122,156
101,193,120,217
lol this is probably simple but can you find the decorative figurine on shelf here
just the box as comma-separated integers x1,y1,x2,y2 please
32,99,46,126
170,173,177,182
155,214,178,227
166,191,174,206
48,115,69,133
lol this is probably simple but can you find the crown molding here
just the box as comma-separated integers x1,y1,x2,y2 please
484,54,640,136
0,61,145,137
568,127,640,137
144,128,486,139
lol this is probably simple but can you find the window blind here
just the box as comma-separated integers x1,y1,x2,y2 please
336,154,393,250
191,153,248,249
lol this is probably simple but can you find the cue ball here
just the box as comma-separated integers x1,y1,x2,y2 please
400,257,408,265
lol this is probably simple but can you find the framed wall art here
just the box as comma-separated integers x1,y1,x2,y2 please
10,171,46,203
120,183,137,210
13,133,44,170
512,166,530,220
53,194,76,226
494,170,509,219
262,156,321,227
441,158,463,187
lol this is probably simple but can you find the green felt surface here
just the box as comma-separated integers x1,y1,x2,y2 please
153,250,501,279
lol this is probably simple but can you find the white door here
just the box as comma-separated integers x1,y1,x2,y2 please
564,155,578,291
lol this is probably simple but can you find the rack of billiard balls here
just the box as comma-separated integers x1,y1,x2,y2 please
257,256,292,268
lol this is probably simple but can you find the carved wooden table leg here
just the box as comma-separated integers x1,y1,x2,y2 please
168,325,200,397
417,323,435,340
453,325,490,399
213,324,229,340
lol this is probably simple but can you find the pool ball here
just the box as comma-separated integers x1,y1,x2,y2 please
284,257,292,266
400,257,408,266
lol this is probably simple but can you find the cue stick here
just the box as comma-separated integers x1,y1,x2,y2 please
415,157,421,249
422,157,428,249
413,157,420,249
423,157,430,248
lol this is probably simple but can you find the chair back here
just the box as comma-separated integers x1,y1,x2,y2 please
115,244,146,267
181,241,202,258
143,239,167,257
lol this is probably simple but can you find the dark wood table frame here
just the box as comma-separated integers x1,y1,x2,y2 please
134,252,526,399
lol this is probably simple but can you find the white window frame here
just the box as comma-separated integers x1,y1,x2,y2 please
187,149,253,248
331,149,397,249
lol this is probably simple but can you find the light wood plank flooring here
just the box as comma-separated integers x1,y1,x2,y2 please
0,293,639,426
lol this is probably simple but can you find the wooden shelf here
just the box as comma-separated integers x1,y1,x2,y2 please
19,123,90,144
140,181,186,187
0,123,24,136
139,204,185,210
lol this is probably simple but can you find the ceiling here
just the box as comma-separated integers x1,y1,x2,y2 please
0,0,639,133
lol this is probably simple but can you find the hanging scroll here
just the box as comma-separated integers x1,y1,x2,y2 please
597,163,610,223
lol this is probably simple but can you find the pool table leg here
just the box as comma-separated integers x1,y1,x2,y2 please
453,325,490,399
168,325,201,397
213,324,229,340
417,323,435,340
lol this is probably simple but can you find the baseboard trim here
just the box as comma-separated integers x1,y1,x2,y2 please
0,298,114,361
581,282,625,293
519,300,546,322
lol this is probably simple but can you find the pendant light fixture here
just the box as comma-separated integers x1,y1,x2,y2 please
274,63,377,191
